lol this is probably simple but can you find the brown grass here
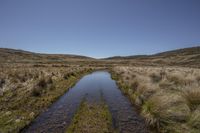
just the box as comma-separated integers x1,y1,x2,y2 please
112,66,200,132
0,64,95,133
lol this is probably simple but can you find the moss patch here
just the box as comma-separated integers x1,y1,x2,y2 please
66,101,117,133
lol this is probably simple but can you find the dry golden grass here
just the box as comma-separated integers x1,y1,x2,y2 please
189,106,200,130
0,64,94,133
112,66,200,132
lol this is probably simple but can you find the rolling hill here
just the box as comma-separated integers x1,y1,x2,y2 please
105,46,200,67
0,48,94,64
0,46,199,67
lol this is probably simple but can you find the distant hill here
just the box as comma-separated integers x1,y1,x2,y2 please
105,55,148,60
105,46,200,67
0,48,94,64
0,46,199,67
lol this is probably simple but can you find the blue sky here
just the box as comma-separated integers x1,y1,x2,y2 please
0,0,200,58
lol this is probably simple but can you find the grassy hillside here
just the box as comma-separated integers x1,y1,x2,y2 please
0,48,94,64
1,46,199,67
105,46,200,68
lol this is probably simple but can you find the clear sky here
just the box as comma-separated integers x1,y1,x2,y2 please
0,0,200,58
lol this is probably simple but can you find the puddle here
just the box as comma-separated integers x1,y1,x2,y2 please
22,71,149,133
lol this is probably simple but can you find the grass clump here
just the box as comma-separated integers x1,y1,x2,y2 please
188,106,200,130
32,77,50,97
112,66,200,132
183,87,200,110
196,76,200,85
0,78,5,88
66,101,116,133
141,93,190,132
150,73,162,83
32,76,56,96
63,72,77,80
167,74,185,85
130,80,139,91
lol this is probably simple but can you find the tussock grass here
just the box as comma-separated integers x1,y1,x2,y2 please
0,64,94,133
0,78,5,88
196,76,200,84
183,87,200,110
167,74,185,85
150,73,162,83
112,66,200,132
31,77,53,97
188,106,200,130
142,93,190,128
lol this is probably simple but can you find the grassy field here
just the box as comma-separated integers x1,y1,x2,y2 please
0,65,94,133
0,47,199,133
111,66,200,133
66,101,116,133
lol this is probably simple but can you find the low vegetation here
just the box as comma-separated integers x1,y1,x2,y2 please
111,66,200,133
66,101,116,133
0,64,94,133
0,47,199,133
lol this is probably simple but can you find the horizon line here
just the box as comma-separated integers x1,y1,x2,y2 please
0,45,199,59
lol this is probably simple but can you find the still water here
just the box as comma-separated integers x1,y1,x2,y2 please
22,71,149,133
